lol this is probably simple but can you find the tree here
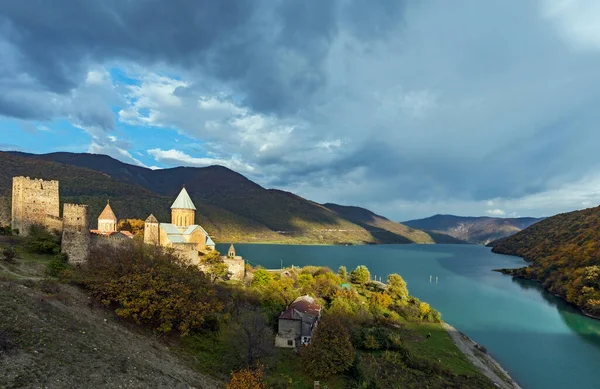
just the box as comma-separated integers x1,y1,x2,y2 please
81,242,224,336
301,316,355,378
338,266,348,281
252,269,273,287
350,265,370,285
297,273,314,288
370,292,392,310
234,306,274,366
227,365,267,389
387,273,409,301
200,250,229,283
118,219,145,235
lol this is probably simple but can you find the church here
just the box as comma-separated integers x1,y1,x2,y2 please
143,187,216,264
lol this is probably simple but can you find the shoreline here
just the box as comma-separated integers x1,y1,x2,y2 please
493,268,600,322
443,322,522,389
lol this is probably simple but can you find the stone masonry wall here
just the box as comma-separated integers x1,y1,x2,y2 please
0,196,10,226
62,204,90,264
223,258,245,281
11,177,61,235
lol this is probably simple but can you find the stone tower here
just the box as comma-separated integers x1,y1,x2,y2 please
11,176,61,235
144,214,160,245
98,200,117,233
61,204,91,264
171,187,196,228
228,244,236,258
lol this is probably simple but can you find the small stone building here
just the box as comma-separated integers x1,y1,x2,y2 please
219,244,245,281
275,295,322,348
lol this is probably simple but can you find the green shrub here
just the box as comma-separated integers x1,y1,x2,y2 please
2,245,17,264
0,225,15,236
25,224,61,254
46,253,70,277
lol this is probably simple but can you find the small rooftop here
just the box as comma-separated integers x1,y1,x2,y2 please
171,187,196,210
98,201,117,221
145,214,159,223
279,295,321,320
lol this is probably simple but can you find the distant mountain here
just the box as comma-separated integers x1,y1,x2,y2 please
490,206,600,318
323,204,467,244
1,151,446,245
402,214,544,245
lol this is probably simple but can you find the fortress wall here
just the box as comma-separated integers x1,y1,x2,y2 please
91,234,133,249
62,203,90,264
11,177,61,235
223,258,245,281
171,242,199,264
0,196,10,226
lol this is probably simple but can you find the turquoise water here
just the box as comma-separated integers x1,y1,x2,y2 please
216,243,600,389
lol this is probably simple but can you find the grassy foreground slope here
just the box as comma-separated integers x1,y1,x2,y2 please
0,242,220,388
2,151,449,244
0,230,514,389
491,206,600,317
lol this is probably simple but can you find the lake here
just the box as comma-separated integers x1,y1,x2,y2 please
216,243,600,389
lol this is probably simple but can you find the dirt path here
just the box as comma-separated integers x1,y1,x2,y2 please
443,323,522,389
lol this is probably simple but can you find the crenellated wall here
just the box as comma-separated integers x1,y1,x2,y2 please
11,177,61,235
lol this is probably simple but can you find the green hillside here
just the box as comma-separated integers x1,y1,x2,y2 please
491,206,600,318
0,152,444,244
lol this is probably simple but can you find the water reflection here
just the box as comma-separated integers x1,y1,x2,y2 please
510,277,600,347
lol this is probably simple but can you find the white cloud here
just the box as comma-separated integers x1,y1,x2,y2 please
85,69,110,85
486,209,506,216
147,148,255,174
541,0,600,50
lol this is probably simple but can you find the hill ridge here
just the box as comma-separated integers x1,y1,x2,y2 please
403,214,544,244
0,151,454,245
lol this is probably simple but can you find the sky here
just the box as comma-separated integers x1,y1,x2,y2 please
1,0,600,221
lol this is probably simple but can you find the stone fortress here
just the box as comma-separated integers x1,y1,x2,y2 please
10,176,244,280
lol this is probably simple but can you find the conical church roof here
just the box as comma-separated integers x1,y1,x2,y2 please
98,201,117,221
145,214,158,223
170,187,196,210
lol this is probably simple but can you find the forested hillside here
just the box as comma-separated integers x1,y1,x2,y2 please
491,206,600,318
404,214,543,244
0,151,453,244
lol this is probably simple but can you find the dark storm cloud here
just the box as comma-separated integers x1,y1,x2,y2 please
0,0,405,116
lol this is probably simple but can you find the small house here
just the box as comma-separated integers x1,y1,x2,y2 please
275,295,322,348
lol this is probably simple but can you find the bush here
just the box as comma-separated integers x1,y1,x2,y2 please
0,225,15,236
2,245,17,263
46,253,70,278
79,243,224,336
0,329,16,354
25,224,61,254
227,364,267,389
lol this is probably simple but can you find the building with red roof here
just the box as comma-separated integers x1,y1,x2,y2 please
275,295,322,348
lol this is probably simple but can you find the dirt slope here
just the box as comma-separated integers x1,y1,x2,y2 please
0,256,222,389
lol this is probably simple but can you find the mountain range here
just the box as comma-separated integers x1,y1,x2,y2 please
0,151,465,245
403,214,544,245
